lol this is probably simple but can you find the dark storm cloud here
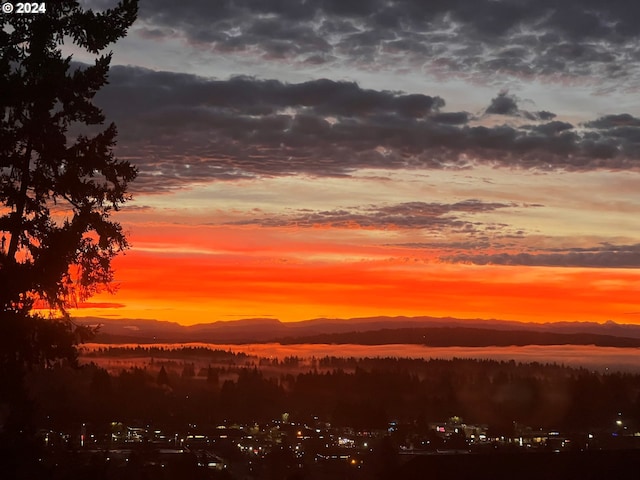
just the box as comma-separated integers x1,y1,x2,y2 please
486,91,519,116
93,67,640,190
100,68,444,119
228,200,511,231
585,114,640,129
484,92,560,122
444,244,640,268
96,0,640,86
522,121,575,137
431,112,471,125
537,111,557,121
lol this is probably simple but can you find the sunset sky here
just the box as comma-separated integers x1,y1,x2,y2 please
71,0,640,326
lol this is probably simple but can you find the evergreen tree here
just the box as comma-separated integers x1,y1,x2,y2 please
157,365,170,386
1,1,137,364
0,0,138,469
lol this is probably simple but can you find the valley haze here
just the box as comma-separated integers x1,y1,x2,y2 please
79,316,640,372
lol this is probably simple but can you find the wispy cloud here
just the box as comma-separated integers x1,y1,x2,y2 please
443,244,640,268
226,200,512,233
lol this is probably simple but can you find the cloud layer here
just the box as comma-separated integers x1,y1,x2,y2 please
119,0,640,88
94,67,640,192
444,244,640,268
228,199,511,233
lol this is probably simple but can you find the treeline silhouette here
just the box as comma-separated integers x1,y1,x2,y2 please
27,356,640,435
84,345,251,360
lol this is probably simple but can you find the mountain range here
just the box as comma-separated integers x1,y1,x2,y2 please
77,315,640,347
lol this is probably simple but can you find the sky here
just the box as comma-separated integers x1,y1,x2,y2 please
69,0,640,326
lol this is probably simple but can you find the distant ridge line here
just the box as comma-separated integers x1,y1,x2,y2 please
75,315,640,345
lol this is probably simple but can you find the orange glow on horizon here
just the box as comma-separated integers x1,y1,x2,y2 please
73,232,640,326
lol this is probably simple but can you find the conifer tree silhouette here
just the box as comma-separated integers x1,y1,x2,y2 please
0,1,138,467
1,0,137,365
